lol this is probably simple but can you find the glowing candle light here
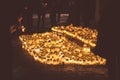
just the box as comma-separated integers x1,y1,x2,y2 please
19,25,106,65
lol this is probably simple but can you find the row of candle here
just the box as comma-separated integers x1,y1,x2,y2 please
19,31,106,65
52,25,98,47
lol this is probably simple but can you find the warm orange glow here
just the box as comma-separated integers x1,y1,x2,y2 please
21,25,26,32
19,25,106,65
52,24,98,47
10,25,25,33
10,25,17,33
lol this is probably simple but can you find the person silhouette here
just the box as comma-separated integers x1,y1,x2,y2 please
67,0,81,26
81,0,96,28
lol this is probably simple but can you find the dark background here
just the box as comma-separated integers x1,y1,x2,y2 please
0,0,119,80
